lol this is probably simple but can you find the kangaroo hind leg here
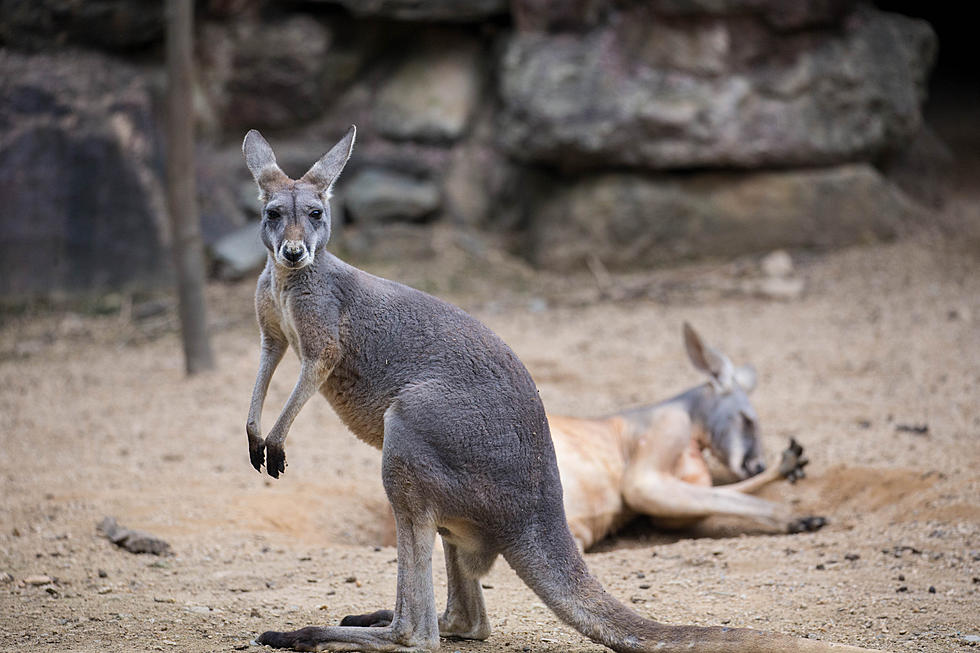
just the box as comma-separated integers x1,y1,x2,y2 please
439,541,494,640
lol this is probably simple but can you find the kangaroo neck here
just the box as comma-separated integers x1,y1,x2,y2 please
617,384,714,448
268,248,341,291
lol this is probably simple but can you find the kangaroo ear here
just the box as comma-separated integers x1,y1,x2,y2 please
683,322,735,393
243,130,290,200
300,125,356,198
733,364,757,394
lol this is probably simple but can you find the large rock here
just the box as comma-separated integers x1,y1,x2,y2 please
198,15,333,131
374,39,482,143
0,0,164,51
528,165,929,270
315,0,508,21
343,169,441,224
0,50,170,299
512,0,857,32
498,6,936,170
645,0,858,31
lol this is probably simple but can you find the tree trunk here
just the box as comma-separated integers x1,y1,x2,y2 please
166,0,215,375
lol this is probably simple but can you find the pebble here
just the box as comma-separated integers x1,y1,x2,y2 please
963,635,980,644
0,572,14,583
25,575,54,586
761,250,794,278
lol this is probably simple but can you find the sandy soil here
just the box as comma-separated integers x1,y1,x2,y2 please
1,233,978,653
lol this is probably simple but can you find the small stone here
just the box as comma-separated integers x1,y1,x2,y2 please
928,586,936,593
963,635,980,644
761,250,794,278
844,553,860,561
345,576,357,583
153,597,176,603
0,572,13,583
97,517,171,556
25,575,54,586
250,608,262,618
98,569,108,578
896,586,908,593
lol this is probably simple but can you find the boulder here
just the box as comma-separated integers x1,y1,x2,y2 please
198,15,333,131
343,169,441,224
528,165,929,270
374,39,483,143
512,0,858,33
498,6,936,170
645,0,858,31
0,0,164,51
314,0,508,21
209,222,267,280
0,50,170,299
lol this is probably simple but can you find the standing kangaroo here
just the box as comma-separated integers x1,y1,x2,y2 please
552,323,822,551
242,127,877,652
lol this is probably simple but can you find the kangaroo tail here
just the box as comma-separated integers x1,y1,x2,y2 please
502,516,875,653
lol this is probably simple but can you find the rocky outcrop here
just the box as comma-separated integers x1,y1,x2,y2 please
374,38,483,143
529,165,928,270
316,0,508,22
0,0,164,51
198,15,335,131
0,0,942,297
0,49,170,298
498,5,936,170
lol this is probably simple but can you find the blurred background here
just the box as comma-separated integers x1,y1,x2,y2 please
0,0,975,303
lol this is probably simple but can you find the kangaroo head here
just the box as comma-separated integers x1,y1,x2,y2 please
682,322,764,479
242,126,356,270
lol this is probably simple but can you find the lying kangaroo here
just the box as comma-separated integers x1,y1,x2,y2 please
242,127,875,652
552,323,823,551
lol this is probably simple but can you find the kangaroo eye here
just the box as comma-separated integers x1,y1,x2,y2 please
309,209,323,220
266,209,281,220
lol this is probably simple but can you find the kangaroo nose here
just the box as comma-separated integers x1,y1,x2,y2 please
282,246,304,262
744,459,766,477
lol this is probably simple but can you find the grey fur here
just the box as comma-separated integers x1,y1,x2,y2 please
241,128,876,653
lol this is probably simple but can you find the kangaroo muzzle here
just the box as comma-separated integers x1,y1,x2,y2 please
278,240,310,267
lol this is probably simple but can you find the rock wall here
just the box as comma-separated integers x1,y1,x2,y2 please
0,0,937,297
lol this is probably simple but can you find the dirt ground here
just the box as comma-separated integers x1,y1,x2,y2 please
1,228,978,652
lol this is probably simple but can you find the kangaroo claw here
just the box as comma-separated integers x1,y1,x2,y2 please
778,438,809,482
788,515,828,533
265,441,286,478
248,437,266,473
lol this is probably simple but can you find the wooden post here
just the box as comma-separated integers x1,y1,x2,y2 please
165,0,215,374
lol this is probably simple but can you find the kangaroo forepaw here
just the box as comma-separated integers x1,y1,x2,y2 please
340,609,394,627
265,441,286,478
788,515,827,533
778,437,809,483
249,438,266,473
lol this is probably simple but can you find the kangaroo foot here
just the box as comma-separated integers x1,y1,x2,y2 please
340,609,394,627
788,515,828,533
